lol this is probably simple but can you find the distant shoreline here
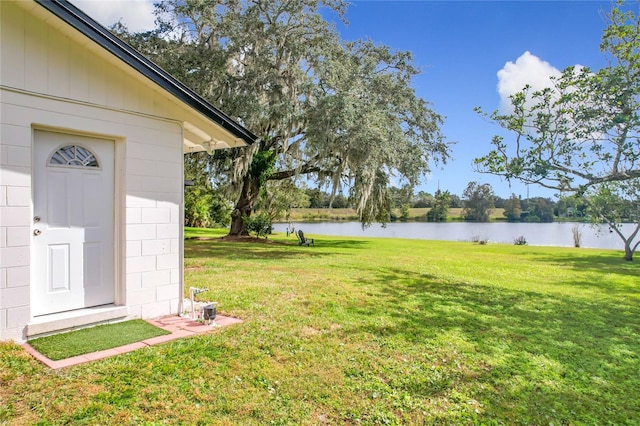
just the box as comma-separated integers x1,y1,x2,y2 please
278,207,590,223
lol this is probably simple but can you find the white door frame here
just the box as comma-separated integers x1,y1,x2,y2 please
31,126,125,317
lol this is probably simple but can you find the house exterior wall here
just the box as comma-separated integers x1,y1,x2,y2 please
1,1,185,342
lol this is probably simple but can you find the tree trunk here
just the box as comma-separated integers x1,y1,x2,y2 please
624,242,634,261
229,175,261,236
603,218,638,262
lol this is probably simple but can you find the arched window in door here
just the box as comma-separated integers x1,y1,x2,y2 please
48,145,100,168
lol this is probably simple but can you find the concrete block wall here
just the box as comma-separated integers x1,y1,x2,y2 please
123,123,183,321
0,124,33,341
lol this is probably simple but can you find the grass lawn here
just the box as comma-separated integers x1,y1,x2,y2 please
1,228,639,424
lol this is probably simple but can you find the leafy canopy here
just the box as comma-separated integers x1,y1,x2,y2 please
119,0,449,229
474,2,640,259
462,182,495,223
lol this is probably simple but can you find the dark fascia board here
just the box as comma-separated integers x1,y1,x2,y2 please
34,0,257,145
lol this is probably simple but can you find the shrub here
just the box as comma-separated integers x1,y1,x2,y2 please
243,212,272,238
513,235,528,245
400,204,410,222
471,234,489,245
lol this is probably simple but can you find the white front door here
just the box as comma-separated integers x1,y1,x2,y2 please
32,130,115,316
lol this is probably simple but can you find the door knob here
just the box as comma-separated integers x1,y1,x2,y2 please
34,216,40,223
33,229,41,236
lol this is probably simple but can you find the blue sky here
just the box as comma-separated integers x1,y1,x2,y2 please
75,0,615,198
334,1,613,199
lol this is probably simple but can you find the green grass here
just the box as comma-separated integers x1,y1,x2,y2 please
184,227,229,239
28,320,170,361
1,228,638,424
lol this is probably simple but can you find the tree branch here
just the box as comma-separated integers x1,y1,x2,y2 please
268,163,322,181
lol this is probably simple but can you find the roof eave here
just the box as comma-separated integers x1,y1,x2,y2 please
34,0,257,146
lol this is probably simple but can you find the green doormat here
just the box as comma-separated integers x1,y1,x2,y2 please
28,320,170,361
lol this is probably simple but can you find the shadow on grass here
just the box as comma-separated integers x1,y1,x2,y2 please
342,267,640,422
522,251,640,297
185,238,371,260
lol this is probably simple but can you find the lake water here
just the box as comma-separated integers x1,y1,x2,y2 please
276,221,638,250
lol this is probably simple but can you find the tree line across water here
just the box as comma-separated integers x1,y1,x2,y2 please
186,179,597,227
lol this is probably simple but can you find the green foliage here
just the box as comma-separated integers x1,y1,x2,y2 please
305,188,349,208
412,190,434,208
388,186,413,209
427,189,452,222
255,179,310,221
588,180,640,224
184,186,232,228
184,186,212,228
449,193,463,208
122,0,449,233
528,197,555,223
475,2,640,256
555,194,587,219
242,212,272,238
249,151,276,185
462,181,495,222
208,194,233,227
503,193,523,222
400,203,411,221
183,151,233,228
586,179,640,260
306,188,324,208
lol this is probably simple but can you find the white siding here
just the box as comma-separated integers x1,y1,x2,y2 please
0,2,186,342
0,2,216,126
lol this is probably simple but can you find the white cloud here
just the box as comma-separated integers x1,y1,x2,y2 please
72,0,156,33
497,51,561,113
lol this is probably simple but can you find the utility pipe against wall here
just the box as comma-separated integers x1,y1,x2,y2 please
189,287,206,320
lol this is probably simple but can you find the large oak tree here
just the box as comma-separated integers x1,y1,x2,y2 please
119,0,449,235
